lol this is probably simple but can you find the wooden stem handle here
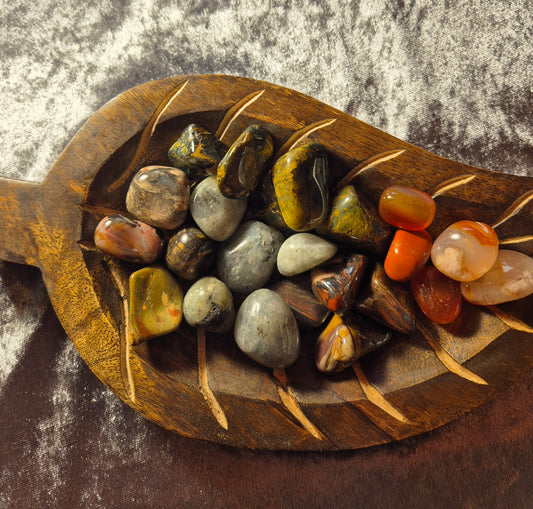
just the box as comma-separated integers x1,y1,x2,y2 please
0,176,44,267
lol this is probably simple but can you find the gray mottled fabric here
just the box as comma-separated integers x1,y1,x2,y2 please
1,1,532,507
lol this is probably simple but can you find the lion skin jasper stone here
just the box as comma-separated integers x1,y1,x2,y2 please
168,124,227,181
431,220,499,281
217,125,274,198
384,229,432,282
234,289,300,369
129,266,183,345
410,266,462,324
217,221,284,294
277,233,337,277
272,141,329,231
318,185,392,255
379,185,436,231
460,250,533,305
182,277,234,333
315,313,391,374
126,165,189,230
355,261,417,334
189,175,247,241
165,227,215,281
94,215,164,264
311,253,368,316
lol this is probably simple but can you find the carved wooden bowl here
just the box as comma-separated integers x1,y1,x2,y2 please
1,75,531,450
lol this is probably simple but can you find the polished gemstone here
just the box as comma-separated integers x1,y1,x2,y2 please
378,185,436,231
311,253,368,315
165,227,215,281
272,141,329,231
384,229,432,282
168,124,226,181
277,233,337,277
410,266,462,324
234,288,300,369
182,277,235,333
94,215,164,264
431,220,499,281
318,185,392,254
355,261,416,334
129,266,183,345
126,165,189,230
217,220,284,294
269,275,331,328
461,250,533,305
217,125,274,198
189,175,247,241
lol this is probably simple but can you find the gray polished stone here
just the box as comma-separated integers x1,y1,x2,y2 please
277,233,337,276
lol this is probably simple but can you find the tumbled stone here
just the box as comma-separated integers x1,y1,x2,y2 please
311,253,368,315
277,233,337,277
384,229,432,282
94,215,164,264
168,124,227,181
355,261,417,334
182,277,234,333
217,221,284,294
126,165,189,230
269,275,331,328
431,220,499,281
234,288,300,369
129,266,183,345
461,249,533,305
318,185,392,254
410,266,462,324
217,125,274,198
379,185,436,231
189,175,247,241
272,141,329,231
165,227,215,281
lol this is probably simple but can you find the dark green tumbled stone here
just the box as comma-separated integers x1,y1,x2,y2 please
168,124,227,182
217,125,274,198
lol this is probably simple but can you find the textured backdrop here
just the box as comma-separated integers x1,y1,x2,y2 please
1,1,532,507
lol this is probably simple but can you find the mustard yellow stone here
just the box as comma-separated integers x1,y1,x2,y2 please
129,266,184,345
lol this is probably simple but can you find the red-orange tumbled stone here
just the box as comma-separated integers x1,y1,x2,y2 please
410,266,462,324
379,185,436,231
384,229,432,282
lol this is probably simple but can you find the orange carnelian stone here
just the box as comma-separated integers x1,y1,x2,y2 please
379,185,436,231
384,229,432,282
410,266,462,324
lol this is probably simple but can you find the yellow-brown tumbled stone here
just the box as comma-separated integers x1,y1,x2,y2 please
272,141,329,232
129,266,184,345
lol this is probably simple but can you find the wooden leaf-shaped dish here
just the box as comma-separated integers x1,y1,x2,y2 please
1,75,531,451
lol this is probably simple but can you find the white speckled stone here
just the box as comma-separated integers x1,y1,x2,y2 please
277,233,338,276
234,289,300,369
189,175,247,241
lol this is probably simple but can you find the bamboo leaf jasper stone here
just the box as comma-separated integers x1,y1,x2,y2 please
272,141,329,232
217,220,284,294
129,266,184,345
125,165,189,230
318,185,392,254
168,124,227,182
234,288,300,369
217,125,274,199
189,175,247,241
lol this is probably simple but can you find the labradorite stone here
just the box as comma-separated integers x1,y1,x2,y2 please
277,233,337,276
272,141,329,232
182,276,235,333
217,125,274,198
217,221,284,294
129,266,184,345
234,288,300,369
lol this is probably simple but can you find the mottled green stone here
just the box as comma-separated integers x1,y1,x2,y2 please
217,125,274,198
272,141,329,232
168,124,227,182
318,185,392,254
129,266,184,345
